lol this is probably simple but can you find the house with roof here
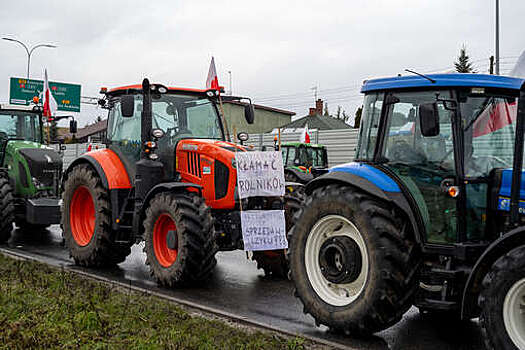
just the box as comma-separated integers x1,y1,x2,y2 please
279,99,352,131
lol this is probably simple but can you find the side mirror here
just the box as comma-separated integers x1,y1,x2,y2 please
120,95,135,118
419,103,440,137
69,120,78,134
244,104,255,124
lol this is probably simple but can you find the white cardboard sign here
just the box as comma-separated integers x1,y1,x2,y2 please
241,210,288,251
235,151,285,199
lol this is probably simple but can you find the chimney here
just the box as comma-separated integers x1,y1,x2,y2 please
309,107,317,116
315,99,323,115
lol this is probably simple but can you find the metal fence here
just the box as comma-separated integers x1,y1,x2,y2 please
51,143,106,170
246,129,360,167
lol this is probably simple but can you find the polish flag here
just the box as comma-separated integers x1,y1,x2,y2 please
206,57,220,92
301,123,311,143
42,69,58,119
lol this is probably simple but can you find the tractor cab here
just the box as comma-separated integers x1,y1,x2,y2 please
281,142,328,183
356,75,522,245
100,83,254,210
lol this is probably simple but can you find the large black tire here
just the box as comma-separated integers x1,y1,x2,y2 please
479,246,525,350
0,176,14,243
252,187,305,278
143,192,217,287
62,164,132,267
288,184,420,335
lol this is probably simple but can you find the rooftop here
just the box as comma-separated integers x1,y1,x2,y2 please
280,113,351,130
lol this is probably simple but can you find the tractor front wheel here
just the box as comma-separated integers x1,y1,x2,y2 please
288,184,421,335
144,192,217,287
62,164,132,267
0,175,14,243
480,245,525,350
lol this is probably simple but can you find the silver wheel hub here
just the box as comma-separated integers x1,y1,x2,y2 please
504,278,525,349
305,215,369,307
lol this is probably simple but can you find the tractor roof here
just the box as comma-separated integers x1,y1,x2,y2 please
106,84,208,95
361,73,525,93
0,104,40,112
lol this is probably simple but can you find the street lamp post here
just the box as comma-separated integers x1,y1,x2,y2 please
495,0,500,75
2,38,56,78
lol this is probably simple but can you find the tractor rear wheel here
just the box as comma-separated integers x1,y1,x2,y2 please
62,164,132,267
143,192,217,287
252,186,305,278
480,245,525,350
288,184,420,335
0,175,14,243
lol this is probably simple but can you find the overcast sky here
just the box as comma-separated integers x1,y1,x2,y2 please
1,1,524,127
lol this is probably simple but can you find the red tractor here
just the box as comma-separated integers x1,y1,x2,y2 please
61,79,301,285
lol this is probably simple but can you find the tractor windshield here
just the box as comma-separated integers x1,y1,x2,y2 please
0,110,41,142
108,93,223,143
459,92,518,177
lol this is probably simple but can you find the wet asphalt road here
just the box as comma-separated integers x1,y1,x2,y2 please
3,226,484,350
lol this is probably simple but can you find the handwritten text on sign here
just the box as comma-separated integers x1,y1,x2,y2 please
235,151,285,199
241,210,287,251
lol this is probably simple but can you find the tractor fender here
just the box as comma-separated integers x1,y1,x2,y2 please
286,168,313,184
141,182,202,217
461,226,525,319
305,163,423,242
62,149,132,190
284,181,304,191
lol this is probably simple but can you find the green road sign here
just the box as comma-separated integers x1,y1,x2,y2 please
9,77,81,112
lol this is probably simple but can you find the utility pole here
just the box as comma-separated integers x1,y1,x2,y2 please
495,0,500,75
2,38,56,78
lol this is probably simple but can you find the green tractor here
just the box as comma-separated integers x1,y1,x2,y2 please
280,142,328,183
289,73,525,349
0,103,67,242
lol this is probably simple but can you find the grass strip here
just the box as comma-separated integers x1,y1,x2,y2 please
0,253,307,349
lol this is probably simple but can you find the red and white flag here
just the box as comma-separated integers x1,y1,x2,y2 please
42,68,58,118
300,123,311,143
206,56,220,92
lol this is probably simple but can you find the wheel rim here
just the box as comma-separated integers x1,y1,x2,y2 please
153,214,178,268
69,186,95,246
305,214,369,307
503,277,525,349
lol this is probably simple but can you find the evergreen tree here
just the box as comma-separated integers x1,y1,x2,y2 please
323,103,329,116
354,106,363,129
455,45,475,73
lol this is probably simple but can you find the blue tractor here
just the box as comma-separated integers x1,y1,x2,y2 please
288,73,525,349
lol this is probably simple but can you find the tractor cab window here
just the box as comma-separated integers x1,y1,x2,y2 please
382,91,454,167
283,146,296,166
0,111,41,143
302,147,325,167
356,92,383,160
460,93,518,178
107,97,143,163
